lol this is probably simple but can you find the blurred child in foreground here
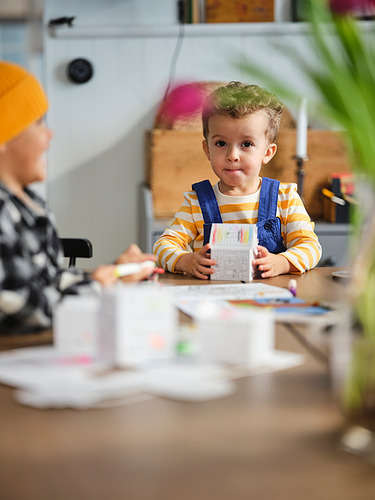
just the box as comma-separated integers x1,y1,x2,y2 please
0,61,155,333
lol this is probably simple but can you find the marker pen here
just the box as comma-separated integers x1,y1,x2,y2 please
321,188,345,206
114,260,156,278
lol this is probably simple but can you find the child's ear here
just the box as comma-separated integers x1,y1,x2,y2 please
262,143,277,165
0,143,7,155
202,139,210,161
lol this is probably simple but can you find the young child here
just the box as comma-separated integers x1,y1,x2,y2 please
153,81,322,279
0,60,155,333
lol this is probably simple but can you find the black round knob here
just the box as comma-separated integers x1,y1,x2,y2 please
67,58,93,84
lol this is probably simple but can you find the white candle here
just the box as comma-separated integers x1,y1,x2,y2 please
296,97,308,158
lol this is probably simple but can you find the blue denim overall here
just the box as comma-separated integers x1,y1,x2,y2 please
192,177,286,254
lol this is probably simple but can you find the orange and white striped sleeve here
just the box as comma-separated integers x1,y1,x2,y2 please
277,183,322,273
153,190,205,272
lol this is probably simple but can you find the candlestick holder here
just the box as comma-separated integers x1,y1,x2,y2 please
294,155,308,200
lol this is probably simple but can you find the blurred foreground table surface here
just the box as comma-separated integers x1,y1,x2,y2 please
1,268,375,500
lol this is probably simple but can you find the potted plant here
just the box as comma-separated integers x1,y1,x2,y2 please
240,0,375,446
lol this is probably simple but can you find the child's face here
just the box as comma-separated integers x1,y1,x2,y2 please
3,117,53,188
202,111,277,196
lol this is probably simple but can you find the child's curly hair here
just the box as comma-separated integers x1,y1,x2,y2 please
202,81,284,143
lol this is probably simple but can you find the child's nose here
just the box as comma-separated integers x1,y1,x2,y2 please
226,146,240,161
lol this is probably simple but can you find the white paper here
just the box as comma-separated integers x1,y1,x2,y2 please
209,223,258,281
98,284,177,367
54,296,100,356
168,282,292,319
197,308,275,367
0,339,304,409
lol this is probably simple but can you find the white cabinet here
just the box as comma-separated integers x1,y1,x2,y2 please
314,222,351,267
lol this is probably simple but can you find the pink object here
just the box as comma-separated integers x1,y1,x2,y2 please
329,0,375,15
58,355,93,365
153,268,165,274
160,82,206,122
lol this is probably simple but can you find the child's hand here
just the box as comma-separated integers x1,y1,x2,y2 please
175,243,216,279
115,243,156,266
91,265,119,286
91,263,154,286
252,245,291,278
91,244,157,286
115,243,157,282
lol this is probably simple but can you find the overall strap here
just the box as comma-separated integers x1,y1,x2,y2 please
258,177,280,221
192,180,223,224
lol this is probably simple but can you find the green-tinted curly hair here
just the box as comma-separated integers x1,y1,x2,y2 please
202,81,284,143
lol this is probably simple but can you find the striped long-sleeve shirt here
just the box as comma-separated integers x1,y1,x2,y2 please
153,180,322,274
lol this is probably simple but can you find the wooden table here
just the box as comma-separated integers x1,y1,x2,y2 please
1,268,374,500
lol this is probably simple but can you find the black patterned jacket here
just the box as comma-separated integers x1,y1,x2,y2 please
0,182,98,333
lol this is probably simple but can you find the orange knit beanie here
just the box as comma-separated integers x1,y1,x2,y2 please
0,61,48,146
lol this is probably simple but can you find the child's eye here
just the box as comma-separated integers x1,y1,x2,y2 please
36,115,46,126
215,140,226,147
242,141,253,148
